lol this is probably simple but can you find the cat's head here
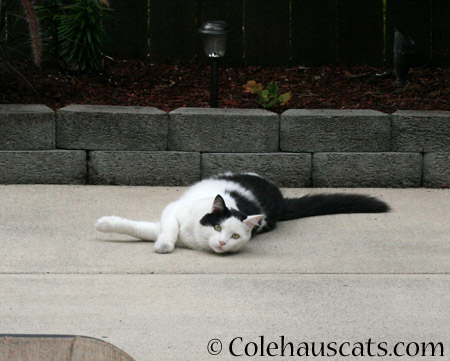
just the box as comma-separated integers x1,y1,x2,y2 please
199,195,263,254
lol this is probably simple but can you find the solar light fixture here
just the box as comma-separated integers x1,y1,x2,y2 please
198,20,231,108
394,28,415,87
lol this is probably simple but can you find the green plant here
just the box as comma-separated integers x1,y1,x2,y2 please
35,0,61,59
243,80,291,109
53,0,111,71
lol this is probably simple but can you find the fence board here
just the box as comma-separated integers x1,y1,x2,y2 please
5,0,31,60
292,0,338,66
198,0,243,66
432,0,450,67
386,0,432,66
150,0,197,63
106,0,148,60
0,0,6,45
338,0,383,66
244,0,290,66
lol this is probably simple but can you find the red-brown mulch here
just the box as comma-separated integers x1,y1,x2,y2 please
1,59,449,113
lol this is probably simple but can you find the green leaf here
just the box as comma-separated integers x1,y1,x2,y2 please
261,89,269,100
279,91,292,105
266,81,278,97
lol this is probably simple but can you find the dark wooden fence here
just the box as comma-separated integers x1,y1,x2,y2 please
2,0,450,67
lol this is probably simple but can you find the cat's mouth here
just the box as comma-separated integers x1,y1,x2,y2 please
212,245,226,253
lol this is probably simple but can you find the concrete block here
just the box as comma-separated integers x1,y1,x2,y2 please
391,110,450,152
89,151,200,185
57,104,168,150
201,153,311,187
313,152,422,187
168,107,279,152
281,109,390,152
423,153,450,188
0,150,86,184
0,104,55,150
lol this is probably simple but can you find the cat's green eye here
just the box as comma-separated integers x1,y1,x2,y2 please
214,224,222,232
231,233,240,239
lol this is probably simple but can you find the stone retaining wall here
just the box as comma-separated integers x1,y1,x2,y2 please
0,104,449,187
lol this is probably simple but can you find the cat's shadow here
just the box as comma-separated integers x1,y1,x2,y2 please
93,238,248,256
93,238,151,244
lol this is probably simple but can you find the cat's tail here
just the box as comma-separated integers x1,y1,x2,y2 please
279,194,390,221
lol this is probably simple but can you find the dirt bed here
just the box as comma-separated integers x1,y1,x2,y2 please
1,59,449,113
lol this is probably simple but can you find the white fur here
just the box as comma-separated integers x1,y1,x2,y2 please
95,176,264,254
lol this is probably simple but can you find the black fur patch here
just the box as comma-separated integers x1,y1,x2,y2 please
280,193,390,221
200,198,247,227
216,173,284,232
225,190,261,216
210,173,390,234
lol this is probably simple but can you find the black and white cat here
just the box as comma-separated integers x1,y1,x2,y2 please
95,172,389,254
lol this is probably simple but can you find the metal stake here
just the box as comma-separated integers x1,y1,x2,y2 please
210,58,219,108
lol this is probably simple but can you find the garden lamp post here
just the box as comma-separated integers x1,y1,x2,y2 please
198,21,231,108
394,28,415,87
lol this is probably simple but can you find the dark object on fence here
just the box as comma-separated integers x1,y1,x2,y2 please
0,334,136,361
394,29,416,87
198,21,231,108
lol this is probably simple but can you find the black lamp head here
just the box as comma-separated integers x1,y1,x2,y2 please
198,20,231,58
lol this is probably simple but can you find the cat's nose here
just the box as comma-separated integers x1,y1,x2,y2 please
219,241,226,247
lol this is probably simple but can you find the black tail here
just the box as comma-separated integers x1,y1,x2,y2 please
279,194,390,221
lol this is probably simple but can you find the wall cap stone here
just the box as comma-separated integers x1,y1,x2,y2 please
393,110,450,117
0,104,54,114
280,108,389,152
282,109,387,117
58,104,166,115
170,107,277,117
56,104,168,151
168,107,279,152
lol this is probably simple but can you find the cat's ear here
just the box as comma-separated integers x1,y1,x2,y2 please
244,215,264,229
211,195,226,213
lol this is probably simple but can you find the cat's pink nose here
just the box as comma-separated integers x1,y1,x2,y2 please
219,241,226,247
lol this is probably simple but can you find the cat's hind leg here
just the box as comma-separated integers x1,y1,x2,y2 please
95,216,160,241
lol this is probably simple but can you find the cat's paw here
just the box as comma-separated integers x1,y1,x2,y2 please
154,240,175,254
94,216,122,232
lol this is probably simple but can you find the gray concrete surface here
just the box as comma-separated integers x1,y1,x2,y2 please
201,153,312,187
0,185,449,361
168,108,279,152
391,110,450,152
0,151,86,184
313,153,423,187
88,151,200,185
0,104,55,150
424,153,450,188
57,105,168,151
281,109,390,152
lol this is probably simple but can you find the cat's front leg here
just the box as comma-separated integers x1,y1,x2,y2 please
95,216,160,241
154,203,179,254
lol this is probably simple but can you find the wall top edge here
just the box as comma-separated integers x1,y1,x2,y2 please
169,107,278,116
1,105,449,118
57,104,167,115
392,110,450,117
0,104,54,115
281,109,388,117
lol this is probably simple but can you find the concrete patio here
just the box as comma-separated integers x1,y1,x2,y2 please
0,185,449,360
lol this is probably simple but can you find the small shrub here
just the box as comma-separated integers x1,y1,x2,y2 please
37,0,111,71
243,80,291,109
